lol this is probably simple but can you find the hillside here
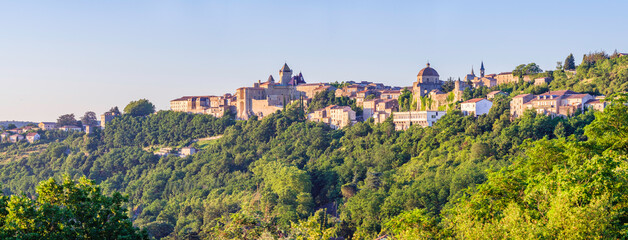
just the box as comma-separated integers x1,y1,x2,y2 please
0,57,627,239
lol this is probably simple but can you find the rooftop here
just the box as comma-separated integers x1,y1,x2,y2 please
462,98,487,104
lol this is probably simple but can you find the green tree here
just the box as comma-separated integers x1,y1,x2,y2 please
564,53,575,70
383,208,441,239
398,88,413,111
109,106,121,115
124,99,155,117
0,176,148,239
81,111,98,126
57,113,79,126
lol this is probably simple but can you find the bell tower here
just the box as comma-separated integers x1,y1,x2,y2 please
480,61,485,78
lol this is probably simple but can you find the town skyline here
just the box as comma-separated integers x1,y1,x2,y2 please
1,1,627,121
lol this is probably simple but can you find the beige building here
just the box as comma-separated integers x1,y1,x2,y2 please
180,147,197,156
510,94,535,119
38,122,57,130
295,83,335,99
584,97,608,112
236,64,306,119
463,64,498,88
170,95,235,118
393,111,446,130
379,89,401,100
308,105,357,129
100,112,120,128
363,99,398,121
510,90,597,119
0,132,10,142
9,134,24,143
495,72,531,85
335,84,365,98
26,132,40,143
413,63,444,103
534,77,552,86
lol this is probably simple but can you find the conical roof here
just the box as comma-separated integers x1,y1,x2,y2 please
280,63,291,72
267,75,275,82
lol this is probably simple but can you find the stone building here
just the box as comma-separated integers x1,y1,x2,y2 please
510,90,597,119
413,63,444,106
379,90,401,100
295,83,335,99
392,111,446,130
308,105,357,129
170,95,235,118
363,99,398,122
584,97,608,112
236,63,306,119
100,111,120,128
534,77,552,86
38,122,57,130
464,63,498,88
9,134,24,143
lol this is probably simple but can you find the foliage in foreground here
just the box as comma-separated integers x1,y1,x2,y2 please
0,177,148,240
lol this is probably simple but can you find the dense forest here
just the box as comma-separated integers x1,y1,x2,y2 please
0,54,627,239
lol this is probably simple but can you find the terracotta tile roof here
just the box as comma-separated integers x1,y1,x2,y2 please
462,98,487,104
539,90,578,96
26,132,38,137
171,96,216,101
513,94,533,98
564,94,590,99
488,91,505,95
381,90,401,94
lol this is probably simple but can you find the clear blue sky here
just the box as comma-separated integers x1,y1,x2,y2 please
1,0,627,122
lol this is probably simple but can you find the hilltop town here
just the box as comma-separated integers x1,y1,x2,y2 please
167,58,616,130
2,52,625,147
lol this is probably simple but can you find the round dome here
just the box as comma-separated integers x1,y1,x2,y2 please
417,63,439,77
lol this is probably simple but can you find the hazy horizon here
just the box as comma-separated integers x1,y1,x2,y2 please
1,0,627,122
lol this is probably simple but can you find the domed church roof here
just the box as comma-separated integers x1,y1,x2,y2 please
417,63,439,77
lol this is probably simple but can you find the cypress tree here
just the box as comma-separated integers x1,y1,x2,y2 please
564,53,576,70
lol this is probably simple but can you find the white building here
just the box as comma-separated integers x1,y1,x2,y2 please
461,98,493,117
9,134,24,143
26,132,40,143
180,147,197,156
59,126,82,132
0,132,10,142
392,111,446,130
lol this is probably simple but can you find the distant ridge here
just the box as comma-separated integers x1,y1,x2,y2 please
0,121,37,128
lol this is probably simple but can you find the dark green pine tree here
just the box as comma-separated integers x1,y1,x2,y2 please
564,53,576,70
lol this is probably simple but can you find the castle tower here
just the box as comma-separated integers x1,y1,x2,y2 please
279,63,292,85
480,61,485,78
